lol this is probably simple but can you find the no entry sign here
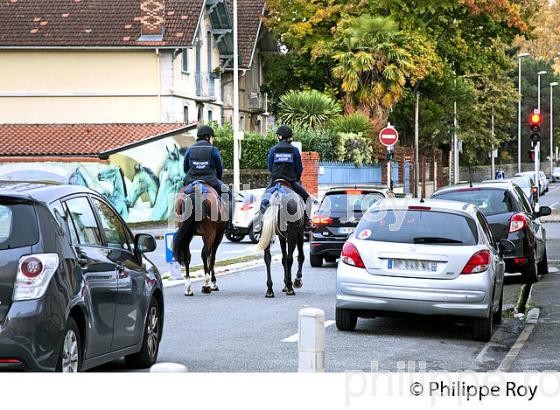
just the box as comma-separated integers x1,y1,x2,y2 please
379,125,399,147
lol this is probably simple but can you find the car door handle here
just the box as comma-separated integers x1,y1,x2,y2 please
77,257,88,267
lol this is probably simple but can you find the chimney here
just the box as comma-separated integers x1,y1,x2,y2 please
140,0,165,37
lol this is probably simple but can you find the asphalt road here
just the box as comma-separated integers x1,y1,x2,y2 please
101,182,560,372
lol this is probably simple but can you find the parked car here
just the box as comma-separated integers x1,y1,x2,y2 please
515,171,548,195
310,186,388,267
432,181,550,283
0,182,163,372
225,188,264,244
551,167,560,182
336,198,512,341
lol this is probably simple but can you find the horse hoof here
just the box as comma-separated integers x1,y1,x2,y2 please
286,289,296,296
184,292,194,297
294,279,302,289
282,287,288,293
201,286,212,294
265,291,275,298
211,285,219,292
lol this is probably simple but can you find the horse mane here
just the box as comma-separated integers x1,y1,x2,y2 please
136,165,160,189
118,167,128,197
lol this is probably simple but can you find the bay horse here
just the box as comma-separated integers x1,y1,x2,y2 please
255,180,305,298
173,181,227,296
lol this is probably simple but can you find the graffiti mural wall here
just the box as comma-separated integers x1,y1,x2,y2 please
0,133,196,223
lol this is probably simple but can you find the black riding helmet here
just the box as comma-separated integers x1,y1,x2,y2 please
197,125,215,140
276,125,293,140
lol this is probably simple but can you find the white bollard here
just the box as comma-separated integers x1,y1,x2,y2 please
150,362,188,373
298,307,325,372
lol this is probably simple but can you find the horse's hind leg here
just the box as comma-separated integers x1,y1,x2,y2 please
210,228,224,292
184,249,193,297
201,239,212,294
283,235,296,296
294,230,304,289
265,246,274,298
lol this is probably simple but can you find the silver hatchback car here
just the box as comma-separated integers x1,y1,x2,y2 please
336,198,513,341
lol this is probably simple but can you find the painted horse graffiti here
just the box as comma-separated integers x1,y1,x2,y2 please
98,166,129,219
127,164,160,209
151,145,185,221
255,181,305,298
173,181,227,296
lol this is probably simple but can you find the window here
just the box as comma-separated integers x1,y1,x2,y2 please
208,109,213,123
93,198,130,250
434,188,516,216
0,201,39,250
182,48,189,73
64,197,102,246
197,105,203,122
183,106,189,123
476,211,495,247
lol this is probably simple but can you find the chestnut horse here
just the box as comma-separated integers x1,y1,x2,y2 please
173,181,227,296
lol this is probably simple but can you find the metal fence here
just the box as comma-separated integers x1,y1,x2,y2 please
318,161,383,185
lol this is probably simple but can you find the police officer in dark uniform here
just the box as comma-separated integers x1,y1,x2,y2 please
264,125,312,230
183,125,233,228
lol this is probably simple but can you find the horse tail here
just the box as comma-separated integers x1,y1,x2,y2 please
255,194,280,252
173,192,197,266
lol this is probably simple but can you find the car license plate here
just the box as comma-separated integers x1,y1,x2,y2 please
388,259,438,272
339,227,355,235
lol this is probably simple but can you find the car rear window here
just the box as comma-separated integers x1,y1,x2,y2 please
318,191,385,214
511,177,531,189
0,201,39,250
356,209,478,245
433,188,516,216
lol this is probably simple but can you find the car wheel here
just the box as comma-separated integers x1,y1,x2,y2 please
248,223,260,244
57,317,82,373
473,300,494,342
522,258,539,284
493,288,503,325
538,249,549,275
336,307,357,331
310,254,323,267
125,297,162,369
225,232,245,242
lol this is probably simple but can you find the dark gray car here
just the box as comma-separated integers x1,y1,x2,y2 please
0,182,163,372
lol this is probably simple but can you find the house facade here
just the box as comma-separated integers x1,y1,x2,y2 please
0,0,273,130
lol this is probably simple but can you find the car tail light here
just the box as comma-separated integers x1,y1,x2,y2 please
0,359,22,364
341,242,365,269
312,215,333,225
408,206,431,211
240,201,255,211
514,258,527,265
13,254,59,301
509,213,527,233
461,250,491,274
345,190,363,195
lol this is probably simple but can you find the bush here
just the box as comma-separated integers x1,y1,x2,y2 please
335,132,374,167
278,89,341,129
329,113,372,136
213,126,277,169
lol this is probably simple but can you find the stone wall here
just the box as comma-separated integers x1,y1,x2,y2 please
443,162,557,184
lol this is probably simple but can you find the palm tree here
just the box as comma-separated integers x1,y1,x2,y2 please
333,15,414,125
278,89,341,129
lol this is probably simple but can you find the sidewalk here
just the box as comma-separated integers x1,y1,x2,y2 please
509,265,560,371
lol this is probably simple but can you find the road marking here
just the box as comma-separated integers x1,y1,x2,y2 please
497,308,540,372
281,320,336,343
549,267,559,273
550,186,560,193
475,326,508,363
548,201,558,209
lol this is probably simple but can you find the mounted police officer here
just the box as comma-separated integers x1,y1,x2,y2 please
183,125,233,229
262,125,313,231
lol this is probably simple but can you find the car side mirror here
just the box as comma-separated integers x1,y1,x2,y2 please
534,206,552,218
498,239,515,257
135,233,157,254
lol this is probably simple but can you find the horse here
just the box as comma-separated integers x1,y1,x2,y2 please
254,181,305,298
173,181,227,296
127,164,160,209
98,166,129,219
151,145,185,221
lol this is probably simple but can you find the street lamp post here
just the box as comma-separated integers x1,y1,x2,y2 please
551,82,558,175
535,71,547,195
232,0,240,195
538,71,547,112
517,53,529,173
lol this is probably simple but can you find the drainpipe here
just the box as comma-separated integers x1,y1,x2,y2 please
156,48,162,121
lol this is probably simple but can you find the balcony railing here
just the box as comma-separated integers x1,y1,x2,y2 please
247,89,268,112
195,72,217,99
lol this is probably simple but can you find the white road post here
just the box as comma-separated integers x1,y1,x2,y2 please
150,363,188,372
298,308,325,372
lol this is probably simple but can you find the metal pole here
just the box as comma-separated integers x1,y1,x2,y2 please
491,109,495,179
518,58,522,173
551,83,558,175
538,74,541,112
414,90,419,197
454,74,459,184
232,0,240,195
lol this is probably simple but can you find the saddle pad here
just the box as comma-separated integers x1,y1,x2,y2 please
184,180,209,195
260,183,290,214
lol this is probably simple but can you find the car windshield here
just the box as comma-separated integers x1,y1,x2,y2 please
511,177,531,189
0,200,39,251
356,209,478,245
433,188,516,216
318,191,385,214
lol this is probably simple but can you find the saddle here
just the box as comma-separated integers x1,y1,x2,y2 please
259,180,293,214
175,180,227,222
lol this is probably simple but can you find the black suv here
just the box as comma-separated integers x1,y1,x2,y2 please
310,186,388,267
0,182,163,371
432,181,550,283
